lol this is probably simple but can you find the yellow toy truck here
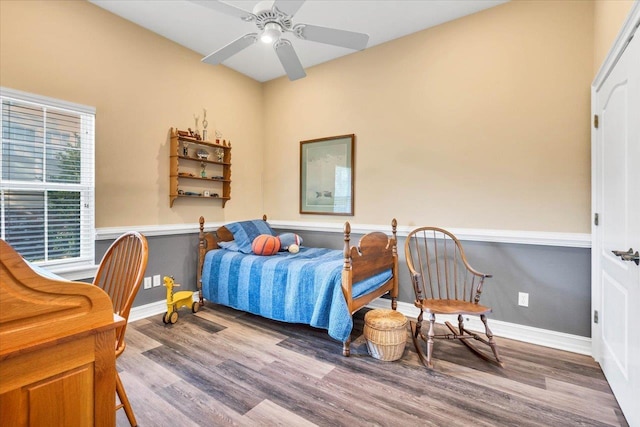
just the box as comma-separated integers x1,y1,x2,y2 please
162,275,200,324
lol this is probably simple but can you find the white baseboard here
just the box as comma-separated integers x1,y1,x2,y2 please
130,297,592,356
367,299,592,356
129,300,170,322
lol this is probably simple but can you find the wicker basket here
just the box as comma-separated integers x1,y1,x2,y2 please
364,309,407,361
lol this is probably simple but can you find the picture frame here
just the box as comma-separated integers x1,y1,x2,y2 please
300,134,354,215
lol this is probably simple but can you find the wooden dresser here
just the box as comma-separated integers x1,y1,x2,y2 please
0,240,123,426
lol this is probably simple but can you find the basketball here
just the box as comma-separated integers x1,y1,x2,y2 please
252,234,281,256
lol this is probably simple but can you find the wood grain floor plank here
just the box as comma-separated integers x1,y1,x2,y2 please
211,358,361,426
245,399,318,426
156,379,248,426
117,371,200,427
263,359,463,427
144,346,266,415
116,350,183,391
261,360,432,426
545,377,619,408
121,319,163,354
197,304,289,342
436,359,620,426
114,307,627,427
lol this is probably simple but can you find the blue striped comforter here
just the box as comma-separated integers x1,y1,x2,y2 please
201,247,392,342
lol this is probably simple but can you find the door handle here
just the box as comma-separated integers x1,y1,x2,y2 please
612,248,640,265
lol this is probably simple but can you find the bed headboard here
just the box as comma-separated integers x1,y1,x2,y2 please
197,215,269,299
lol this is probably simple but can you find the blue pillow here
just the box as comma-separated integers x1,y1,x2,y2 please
217,240,240,252
226,219,275,254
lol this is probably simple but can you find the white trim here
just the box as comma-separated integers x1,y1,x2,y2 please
0,86,95,114
47,263,99,281
368,299,592,356
129,300,168,323
98,220,591,248
592,2,640,91
128,297,591,355
590,0,640,363
95,222,223,240
269,220,591,248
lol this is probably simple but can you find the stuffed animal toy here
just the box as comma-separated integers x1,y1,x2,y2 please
278,233,303,253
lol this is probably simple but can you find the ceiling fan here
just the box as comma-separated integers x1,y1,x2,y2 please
191,0,370,81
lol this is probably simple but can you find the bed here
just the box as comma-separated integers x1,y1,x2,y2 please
196,216,399,356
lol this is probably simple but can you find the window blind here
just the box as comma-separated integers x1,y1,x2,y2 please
0,87,95,268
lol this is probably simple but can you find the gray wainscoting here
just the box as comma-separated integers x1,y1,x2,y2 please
280,228,592,338
98,227,591,338
96,233,201,307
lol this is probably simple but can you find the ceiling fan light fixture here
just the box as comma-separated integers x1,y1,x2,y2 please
260,22,281,43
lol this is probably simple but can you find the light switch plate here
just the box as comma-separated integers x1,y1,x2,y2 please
153,275,161,287
143,277,152,290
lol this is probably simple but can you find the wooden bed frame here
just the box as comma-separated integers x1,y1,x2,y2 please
196,215,399,356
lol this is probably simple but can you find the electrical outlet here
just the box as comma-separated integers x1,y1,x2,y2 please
153,275,161,287
143,277,152,290
518,292,529,307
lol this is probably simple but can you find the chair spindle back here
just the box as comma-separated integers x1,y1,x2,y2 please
93,232,148,355
405,227,486,304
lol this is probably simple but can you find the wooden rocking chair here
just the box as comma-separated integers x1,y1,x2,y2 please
404,227,503,368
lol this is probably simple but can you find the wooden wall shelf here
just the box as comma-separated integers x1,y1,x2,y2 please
169,127,232,208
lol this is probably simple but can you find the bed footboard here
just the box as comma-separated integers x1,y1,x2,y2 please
341,218,399,356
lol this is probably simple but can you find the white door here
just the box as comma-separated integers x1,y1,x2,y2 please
593,29,640,426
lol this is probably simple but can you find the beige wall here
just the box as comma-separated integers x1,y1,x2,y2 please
0,0,264,227
263,0,595,233
1,1,633,233
594,0,635,75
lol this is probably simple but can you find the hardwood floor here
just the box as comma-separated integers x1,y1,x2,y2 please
116,304,628,426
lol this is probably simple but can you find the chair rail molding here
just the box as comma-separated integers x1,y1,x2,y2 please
97,220,590,248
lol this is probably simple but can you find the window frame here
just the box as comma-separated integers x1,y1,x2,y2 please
0,87,96,277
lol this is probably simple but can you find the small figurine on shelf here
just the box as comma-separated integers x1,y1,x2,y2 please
200,161,206,178
188,127,199,139
215,129,222,144
216,149,224,162
182,141,189,157
202,109,208,141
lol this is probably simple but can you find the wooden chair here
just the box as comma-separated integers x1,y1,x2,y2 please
93,232,148,427
404,227,503,368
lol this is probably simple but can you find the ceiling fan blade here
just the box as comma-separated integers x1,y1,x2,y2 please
292,24,369,51
202,34,258,65
190,0,255,21
274,39,306,81
273,0,305,17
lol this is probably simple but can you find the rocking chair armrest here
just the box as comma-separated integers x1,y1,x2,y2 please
409,272,424,295
462,260,491,279
456,244,491,279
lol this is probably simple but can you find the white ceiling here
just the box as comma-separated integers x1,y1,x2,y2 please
90,0,507,82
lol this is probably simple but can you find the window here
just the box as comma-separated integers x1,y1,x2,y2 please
1,87,95,271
